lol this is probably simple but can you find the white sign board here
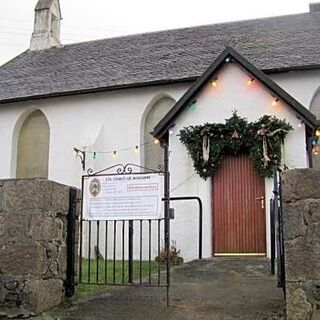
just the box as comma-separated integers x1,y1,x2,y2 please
83,173,163,220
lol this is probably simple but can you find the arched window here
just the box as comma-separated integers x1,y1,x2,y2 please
310,88,320,169
16,110,50,178
142,94,176,170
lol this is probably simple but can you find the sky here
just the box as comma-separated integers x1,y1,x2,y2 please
0,0,314,66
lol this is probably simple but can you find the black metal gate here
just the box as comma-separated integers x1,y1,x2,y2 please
79,161,171,305
270,167,286,297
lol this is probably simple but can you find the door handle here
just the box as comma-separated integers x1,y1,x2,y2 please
256,196,265,209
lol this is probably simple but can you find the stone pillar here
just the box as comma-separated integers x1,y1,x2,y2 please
0,179,80,317
282,169,320,320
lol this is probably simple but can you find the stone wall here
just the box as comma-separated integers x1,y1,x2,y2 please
282,169,320,320
0,179,80,318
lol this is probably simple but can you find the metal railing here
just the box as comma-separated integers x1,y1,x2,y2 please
163,196,203,260
80,218,167,287
271,166,286,297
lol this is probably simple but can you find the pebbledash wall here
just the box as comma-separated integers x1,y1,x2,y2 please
0,67,319,261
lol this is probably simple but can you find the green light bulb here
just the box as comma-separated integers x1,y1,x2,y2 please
189,103,197,111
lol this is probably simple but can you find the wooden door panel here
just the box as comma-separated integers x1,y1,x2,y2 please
213,153,266,255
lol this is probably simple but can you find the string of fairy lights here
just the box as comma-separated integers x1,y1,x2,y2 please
88,138,160,160
73,138,162,170
188,56,320,155
188,71,286,112
74,55,320,170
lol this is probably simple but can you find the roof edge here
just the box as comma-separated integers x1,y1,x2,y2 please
0,78,194,105
1,59,320,105
153,47,318,139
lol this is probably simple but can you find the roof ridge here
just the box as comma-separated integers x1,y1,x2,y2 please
60,12,310,49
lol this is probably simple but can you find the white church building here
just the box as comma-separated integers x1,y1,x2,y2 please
0,0,320,261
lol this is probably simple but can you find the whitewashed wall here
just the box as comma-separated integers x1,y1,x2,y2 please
0,84,187,186
270,69,320,108
0,66,319,262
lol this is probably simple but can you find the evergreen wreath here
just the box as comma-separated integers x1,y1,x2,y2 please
179,111,293,179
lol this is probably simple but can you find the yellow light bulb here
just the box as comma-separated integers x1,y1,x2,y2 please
153,139,160,145
211,79,218,87
316,130,320,137
247,78,254,86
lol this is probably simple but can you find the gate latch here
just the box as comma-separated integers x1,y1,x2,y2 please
169,208,175,219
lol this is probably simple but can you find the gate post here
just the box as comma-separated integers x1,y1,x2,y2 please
0,179,80,317
163,142,170,306
282,169,320,320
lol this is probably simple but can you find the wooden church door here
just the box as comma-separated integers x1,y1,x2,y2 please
212,153,266,255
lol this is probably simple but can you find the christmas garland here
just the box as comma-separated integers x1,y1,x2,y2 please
179,112,293,179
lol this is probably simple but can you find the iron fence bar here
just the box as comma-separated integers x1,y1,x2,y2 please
273,167,282,288
163,142,170,307
88,221,92,283
277,202,282,285
278,172,286,298
105,221,108,284
270,198,275,275
158,219,161,285
128,220,134,284
162,196,203,260
113,221,116,284
148,219,152,284
140,220,143,284
79,178,84,284
96,221,100,283
273,166,286,297
122,221,125,284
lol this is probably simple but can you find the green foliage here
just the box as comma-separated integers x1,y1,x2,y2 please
179,112,293,179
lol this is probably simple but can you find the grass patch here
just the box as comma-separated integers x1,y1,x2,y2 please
72,259,158,300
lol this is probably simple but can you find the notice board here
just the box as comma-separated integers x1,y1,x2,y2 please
83,173,163,220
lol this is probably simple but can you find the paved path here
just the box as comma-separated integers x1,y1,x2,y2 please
44,258,285,320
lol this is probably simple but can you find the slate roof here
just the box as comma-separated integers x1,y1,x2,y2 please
0,11,320,103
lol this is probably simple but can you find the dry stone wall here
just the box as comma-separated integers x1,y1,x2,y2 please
282,169,320,320
0,178,80,318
